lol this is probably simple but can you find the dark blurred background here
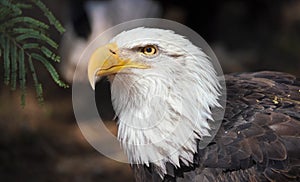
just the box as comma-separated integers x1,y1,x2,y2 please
1,0,300,181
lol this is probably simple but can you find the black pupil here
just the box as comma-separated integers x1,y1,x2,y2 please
146,47,153,53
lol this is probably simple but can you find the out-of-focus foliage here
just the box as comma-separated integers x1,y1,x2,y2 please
0,0,67,106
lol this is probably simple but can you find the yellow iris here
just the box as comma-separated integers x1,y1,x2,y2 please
141,45,157,55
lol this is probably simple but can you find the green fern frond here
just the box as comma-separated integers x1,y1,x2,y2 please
0,0,67,105
0,0,22,17
22,43,39,49
0,17,49,31
28,56,43,103
14,28,58,49
31,53,68,88
15,3,32,9
41,46,60,62
19,48,26,106
0,6,13,18
31,0,65,34
3,36,10,85
11,42,17,90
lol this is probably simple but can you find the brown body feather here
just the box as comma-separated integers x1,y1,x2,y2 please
133,71,300,182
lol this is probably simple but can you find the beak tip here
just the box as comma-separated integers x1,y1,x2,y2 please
91,82,95,90
89,76,96,90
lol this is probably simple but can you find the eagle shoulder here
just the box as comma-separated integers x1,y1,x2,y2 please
190,71,300,182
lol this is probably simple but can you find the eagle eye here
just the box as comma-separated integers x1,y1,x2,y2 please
141,45,157,55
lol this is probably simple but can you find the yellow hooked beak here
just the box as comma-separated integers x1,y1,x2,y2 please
88,43,149,89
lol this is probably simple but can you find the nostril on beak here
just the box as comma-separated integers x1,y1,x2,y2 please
109,49,116,55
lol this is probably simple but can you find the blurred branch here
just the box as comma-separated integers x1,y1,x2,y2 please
0,0,68,106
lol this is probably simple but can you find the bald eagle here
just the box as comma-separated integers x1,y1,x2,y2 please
87,27,300,181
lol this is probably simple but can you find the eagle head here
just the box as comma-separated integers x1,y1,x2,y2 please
88,27,221,176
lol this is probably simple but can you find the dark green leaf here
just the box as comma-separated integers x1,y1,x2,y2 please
19,48,26,106
31,53,68,88
0,0,22,17
15,30,58,49
28,56,43,103
0,17,49,31
10,42,17,90
4,36,10,85
32,0,65,34
41,46,60,62
0,7,13,19
16,3,32,9
23,43,39,49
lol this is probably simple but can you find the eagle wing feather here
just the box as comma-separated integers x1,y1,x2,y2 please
188,71,300,182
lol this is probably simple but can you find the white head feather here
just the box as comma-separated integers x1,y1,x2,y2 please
105,27,221,177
